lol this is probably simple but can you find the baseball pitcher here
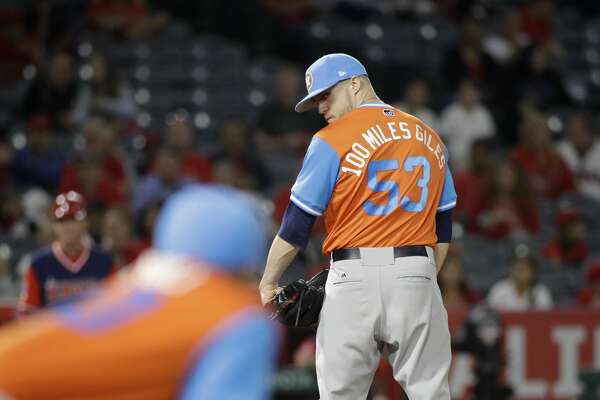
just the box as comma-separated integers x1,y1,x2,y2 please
260,53,457,399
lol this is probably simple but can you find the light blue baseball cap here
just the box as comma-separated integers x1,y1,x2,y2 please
295,53,368,113
153,184,267,272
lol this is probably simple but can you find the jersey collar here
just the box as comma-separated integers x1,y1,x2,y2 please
52,239,92,274
358,101,392,108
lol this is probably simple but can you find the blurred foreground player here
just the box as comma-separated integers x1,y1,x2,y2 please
0,184,279,400
18,190,115,314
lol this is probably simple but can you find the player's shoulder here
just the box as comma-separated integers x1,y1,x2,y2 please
394,107,438,132
29,246,55,265
88,245,113,263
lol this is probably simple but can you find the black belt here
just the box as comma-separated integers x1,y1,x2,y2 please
331,246,428,262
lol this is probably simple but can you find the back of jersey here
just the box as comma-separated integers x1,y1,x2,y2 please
290,103,456,254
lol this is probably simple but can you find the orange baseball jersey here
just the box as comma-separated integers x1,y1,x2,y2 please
0,251,277,400
291,102,457,254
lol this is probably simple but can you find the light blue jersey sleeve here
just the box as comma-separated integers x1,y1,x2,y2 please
290,137,340,216
179,313,279,400
438,159,457,212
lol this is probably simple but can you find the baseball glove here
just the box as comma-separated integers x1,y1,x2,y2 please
270,269,329,329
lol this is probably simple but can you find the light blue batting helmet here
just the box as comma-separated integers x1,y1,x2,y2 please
295,53,367,113
153,184,267,272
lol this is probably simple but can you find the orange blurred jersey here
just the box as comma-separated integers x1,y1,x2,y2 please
290,104,456,254
0,251,267,400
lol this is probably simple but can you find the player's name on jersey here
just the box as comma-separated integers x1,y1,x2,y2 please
341,122,446,176
45,278,101,304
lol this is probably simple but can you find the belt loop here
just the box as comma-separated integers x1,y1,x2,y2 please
425,246,435,266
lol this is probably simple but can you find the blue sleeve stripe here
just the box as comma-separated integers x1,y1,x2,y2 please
437,201,456,212
290,137,339,216
290,194,322,216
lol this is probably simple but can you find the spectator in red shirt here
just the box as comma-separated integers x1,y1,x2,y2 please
468,157,540,239
453,138,494,223
511,111,575,199
520,0,553,44
437,253,482,311
163,118,212,182
60,117,130,200
58,152,125,209
543,208,589,267
576,262,600,308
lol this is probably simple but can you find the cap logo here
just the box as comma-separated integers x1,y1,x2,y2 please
338,71,347,77
305,72,313,92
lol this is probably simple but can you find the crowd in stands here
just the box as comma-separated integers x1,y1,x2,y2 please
0,0,599,382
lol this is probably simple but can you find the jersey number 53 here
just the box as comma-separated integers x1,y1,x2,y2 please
363,156,430,216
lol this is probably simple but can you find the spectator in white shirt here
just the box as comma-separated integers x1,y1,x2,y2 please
557,112,600,203
440,79,496,169
488,254,553,311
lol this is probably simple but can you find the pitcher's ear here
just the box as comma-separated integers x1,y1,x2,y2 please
350,76,361,94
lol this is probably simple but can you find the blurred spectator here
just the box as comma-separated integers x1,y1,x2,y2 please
0,188,51,240
0,139,13,190
467,158,539,239
87,0,169,41
439,79,495,168
453,139,493,222
72,53,137,124
162,117,212,182
576,262,600,308
452,305,512,400
59,152,125,210
101,206,149,270
437,254,482,311
18,191,115,315
0,7,35,85
131,146,190,219
511,111,575,199
513,42,569,111
259,0,313,23
255,65,322,155
394,79,439,130
494,41,568,144
60,117,130,201
557,112,600,203
10,114,67,193
543,208,589,268
213,117,270,191
487,254,553,311
135,200,160,250
23,0,88,53
443,17,497,89
519,0,553,44
21,51,78,131
482,9,528,66
0,191,25,237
